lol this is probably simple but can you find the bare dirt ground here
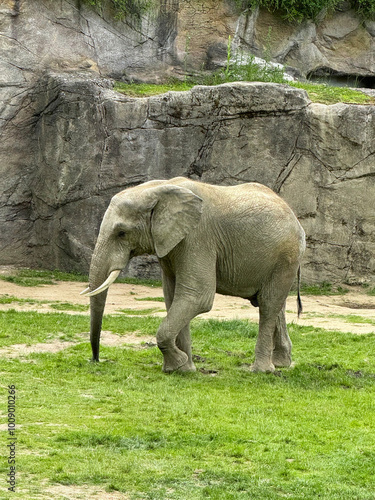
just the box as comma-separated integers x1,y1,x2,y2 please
1,278,375,335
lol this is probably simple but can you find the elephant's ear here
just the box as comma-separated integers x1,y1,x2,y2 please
147,185,203,258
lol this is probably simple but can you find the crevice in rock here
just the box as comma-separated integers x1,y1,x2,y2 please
307,67,375,89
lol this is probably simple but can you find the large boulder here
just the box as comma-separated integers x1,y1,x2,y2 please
1,72,374,285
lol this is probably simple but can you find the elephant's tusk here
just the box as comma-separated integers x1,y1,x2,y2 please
81,270,121,297
80,287,91,296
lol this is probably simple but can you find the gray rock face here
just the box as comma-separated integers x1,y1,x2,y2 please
1,72,374,285
0,1,374,285
3,0,373,87
232,6,375,81
0,0,178,81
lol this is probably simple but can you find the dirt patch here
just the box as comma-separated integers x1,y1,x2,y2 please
0,331,156,358
18,483,128,500
0,273,374,335
44,485,128,499
338,301,375,310
0,341,76,358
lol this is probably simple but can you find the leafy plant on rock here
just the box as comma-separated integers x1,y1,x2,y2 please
232,0,375,21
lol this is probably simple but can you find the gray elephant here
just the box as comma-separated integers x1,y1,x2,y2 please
81,177,305,373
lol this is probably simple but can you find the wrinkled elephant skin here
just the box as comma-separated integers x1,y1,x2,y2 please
82,177,305,373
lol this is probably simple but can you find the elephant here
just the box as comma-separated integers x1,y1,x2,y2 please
81,177,305,373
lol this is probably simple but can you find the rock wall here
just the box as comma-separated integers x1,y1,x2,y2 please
232,4,375,82
0,0,374,285
174,1,375,82
2,0,373,84
1,71,374,285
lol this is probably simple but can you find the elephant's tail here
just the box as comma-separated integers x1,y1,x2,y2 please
297,265,303,317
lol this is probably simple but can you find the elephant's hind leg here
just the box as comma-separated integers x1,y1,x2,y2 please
272,304,292,368
252,268,296,373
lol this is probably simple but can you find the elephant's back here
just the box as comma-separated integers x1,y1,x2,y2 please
170,177,305,249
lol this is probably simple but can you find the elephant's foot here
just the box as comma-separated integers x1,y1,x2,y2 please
272,351,292,368
176,360,197,373
251,359,275,373
161,346,189,373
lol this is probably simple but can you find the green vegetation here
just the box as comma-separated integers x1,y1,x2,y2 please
117,307,164,315
135,296,165,302
0,269,162,288
114,51,287,97
1,307,375,498
49,302,90,312
116,276,162,287
115,78,375,105
289,82,375,105
0,294,89,312
329,314,375,326
83,0,375,22
0,295,46,305
233,0,375,21
114,68,375,106
114,81,193,97
0,269,88,287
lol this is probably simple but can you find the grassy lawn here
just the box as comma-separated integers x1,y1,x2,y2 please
1,303,375,498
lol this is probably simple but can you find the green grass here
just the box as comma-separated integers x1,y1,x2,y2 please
115,79,375,106
114,55,375,106
329,314,375,326
135,296,165,302
289,82,375,105
0,295,90,313
49,302,90,312
114,81,194,97
0,295,47,305
0,269,162,288
0,269,88,287
118,307,164,315
1,309,375,498
117,277,162,287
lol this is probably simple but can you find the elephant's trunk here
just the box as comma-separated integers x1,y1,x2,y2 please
90,290,108,361
85,269,120,361
87,255,110,361
82,240,123,362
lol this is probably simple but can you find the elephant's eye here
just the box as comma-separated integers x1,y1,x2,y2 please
117,231,126,238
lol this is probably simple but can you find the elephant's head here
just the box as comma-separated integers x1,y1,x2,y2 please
81,182,203,361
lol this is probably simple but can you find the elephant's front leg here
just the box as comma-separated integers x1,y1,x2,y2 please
175,325,196,372
157,286,215,373
157,297,212,373
272,304,292,368
161,272,196,372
